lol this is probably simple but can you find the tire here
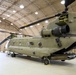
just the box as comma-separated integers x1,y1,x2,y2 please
43,58,50,65
11,53,16,57
61,60,65,61
27,56,31,58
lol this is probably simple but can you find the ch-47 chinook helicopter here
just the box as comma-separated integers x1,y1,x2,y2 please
0,0,76,65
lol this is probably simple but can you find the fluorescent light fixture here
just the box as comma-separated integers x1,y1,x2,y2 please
35,12,38,15
20,4,24,9
45,20,49,23
7,15,10,17
37,23,40,25
25,28,27,29
61,0,65,4
11,23,13,25
19,33,22,34
20,29,23,30
0,20,2,22
3,18,5,20
13,10,16,13
30,26,33,28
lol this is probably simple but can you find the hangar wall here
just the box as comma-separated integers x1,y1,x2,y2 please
0,33,10,52
69,49,76,53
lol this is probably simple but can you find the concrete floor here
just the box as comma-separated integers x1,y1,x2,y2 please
0,53,76,75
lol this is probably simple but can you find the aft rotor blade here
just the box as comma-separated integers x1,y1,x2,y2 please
20,14,61,29
65,0,75,7
67,34,76,37
0,35,11,45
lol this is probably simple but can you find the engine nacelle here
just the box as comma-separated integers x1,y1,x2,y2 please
41,25,70,37
40,29,52,37
52,25,70,37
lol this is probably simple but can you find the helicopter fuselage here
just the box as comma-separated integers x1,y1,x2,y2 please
6,12,76,65
8,36,76,59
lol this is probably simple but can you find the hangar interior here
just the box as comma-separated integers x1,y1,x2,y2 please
0,0,76,75
0,0,76,52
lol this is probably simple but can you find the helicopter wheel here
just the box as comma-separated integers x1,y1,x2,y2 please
11,52,16,57
43,57,50,65
27,56,31,58
61,60,65,61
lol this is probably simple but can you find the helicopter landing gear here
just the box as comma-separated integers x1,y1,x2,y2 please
6,51,11,55
42,57,50,65
10,52,16,57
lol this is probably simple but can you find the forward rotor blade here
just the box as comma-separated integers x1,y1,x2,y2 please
65,0,75,7
20,14,61,29
0,30,11,34
0,35,11,45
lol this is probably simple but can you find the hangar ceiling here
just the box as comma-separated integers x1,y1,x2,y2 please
0,0,76,36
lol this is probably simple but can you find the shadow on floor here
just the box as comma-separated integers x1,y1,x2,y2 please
15,55,74,66
50,60,74,66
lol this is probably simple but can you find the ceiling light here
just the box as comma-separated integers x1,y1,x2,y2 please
0,20,2,22
37,23,40,25
20,29,23,30
30,26,33,28
25,28,27,29
20,5,24,9
11,23,13,25
19,33,22,34
35,12,38,15
13,10,16,13
45,20,49,23
3,18,5,20
61,0,65,4
7,15,10,17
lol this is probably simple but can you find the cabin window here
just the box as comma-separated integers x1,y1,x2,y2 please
12,42,15,45
29,42,34,45
27,42,34,46
27,42,30,46
38,42,42,47
19,42,22,45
